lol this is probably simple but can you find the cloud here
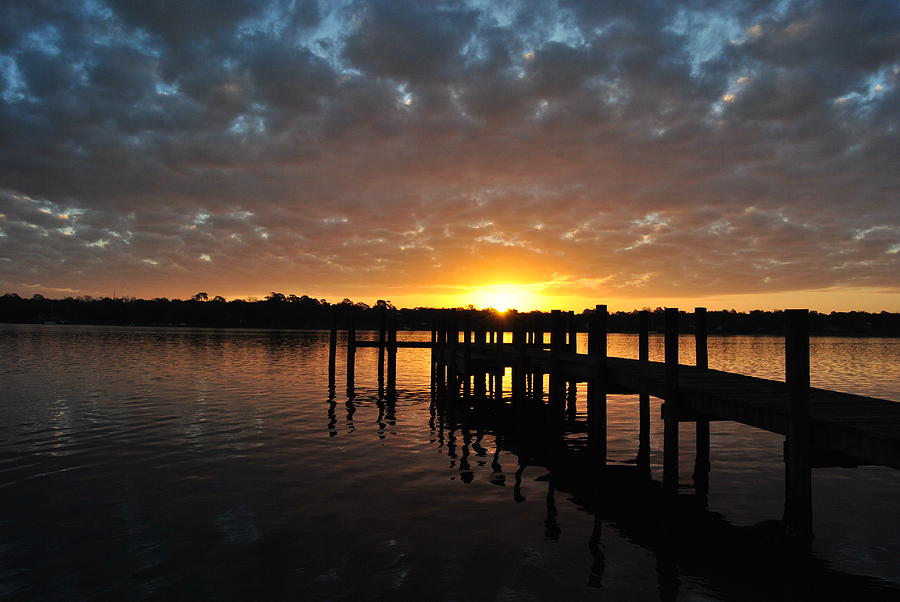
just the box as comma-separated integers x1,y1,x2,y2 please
0,0,898,307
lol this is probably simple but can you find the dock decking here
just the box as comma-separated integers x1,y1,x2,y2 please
329,305,900,543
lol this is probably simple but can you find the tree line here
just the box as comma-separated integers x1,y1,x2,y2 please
1,292,899,336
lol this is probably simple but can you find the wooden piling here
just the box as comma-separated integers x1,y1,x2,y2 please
346,312,356,396
512,315,526,404
566,311,577,419
693,307,711,499
387,316,397,393
549,310,566,413
784,308,812,543
328,307,337,390
448,310,459,394
588,304,608,469
638,310,650,475
663,307,679,494
378,306,386,391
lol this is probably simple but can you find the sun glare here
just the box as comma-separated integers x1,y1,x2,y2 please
470,284,540,312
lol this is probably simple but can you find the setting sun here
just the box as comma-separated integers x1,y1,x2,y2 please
470,284,542,312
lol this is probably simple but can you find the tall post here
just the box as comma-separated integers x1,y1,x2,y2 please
663,308,679,494
378,306,386,392
693,307,710,501
588,304,608,470
463,314,472,398
430,319,437,388
495,318,505,403
784,309,812,544
328,307,338,393
512,315,526,406
549,310,566,415
566,311,577,419
534,315,544,402
346,311,356,397
638,310,650,476
448,310,459,395
387,315,397,394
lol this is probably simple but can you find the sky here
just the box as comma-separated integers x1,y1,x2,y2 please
0,0,898,312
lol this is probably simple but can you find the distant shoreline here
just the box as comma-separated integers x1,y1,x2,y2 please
3,320,899,339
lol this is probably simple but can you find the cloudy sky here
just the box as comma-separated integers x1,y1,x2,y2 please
1,0,898,311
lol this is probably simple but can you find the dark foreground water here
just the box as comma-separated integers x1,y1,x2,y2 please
1,324,899,600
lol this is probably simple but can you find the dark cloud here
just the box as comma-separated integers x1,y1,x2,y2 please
0,0,898,308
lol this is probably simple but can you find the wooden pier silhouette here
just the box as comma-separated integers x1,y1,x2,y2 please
328,306,900,544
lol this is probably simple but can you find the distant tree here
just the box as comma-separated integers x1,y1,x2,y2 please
375,299,396,310
266,292,286,302
212,295,226,303
32,293,45,301
192,292,208,302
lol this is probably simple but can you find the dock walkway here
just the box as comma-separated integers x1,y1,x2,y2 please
330,305,900,543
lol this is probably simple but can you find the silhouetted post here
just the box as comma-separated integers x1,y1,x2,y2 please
533,315,544,403
693,307,710,500
549,310,566,417
588,304,608,470
387,316,397,394
438,315,449,393
328,307,337,390
346,312,356,396
784,309,812,545
430,320,437,387
566,311,577,418
512,315,526,405
495,319,505,403
448,310,459,394
474,325,487,397
663,308,679,494
463,314,472,397
378,306,386,391
638,310,650,476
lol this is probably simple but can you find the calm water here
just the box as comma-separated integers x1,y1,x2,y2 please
1,324,898,600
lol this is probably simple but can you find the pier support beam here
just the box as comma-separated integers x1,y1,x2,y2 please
588,304,608,470
784,308,812,545
549,310,566,421
378,306,386,393
387,316,397,395
638,310,650,477
663,308,679,494
346,314,356,398
693,307,711,501
328,307,337,395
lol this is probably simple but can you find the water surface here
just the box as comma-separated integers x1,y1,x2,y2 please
1,325,898,600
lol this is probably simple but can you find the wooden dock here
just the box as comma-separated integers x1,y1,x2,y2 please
329,305,900,544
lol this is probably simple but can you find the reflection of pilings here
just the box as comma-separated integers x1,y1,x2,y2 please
588,513,606,588
663,308,679,495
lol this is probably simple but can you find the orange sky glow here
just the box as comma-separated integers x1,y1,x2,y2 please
2,2,899,314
